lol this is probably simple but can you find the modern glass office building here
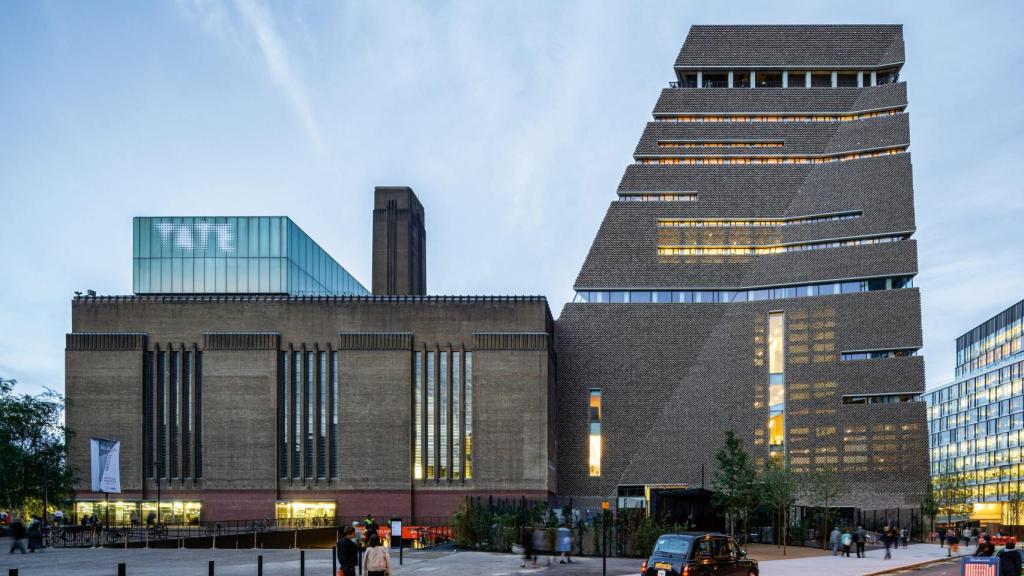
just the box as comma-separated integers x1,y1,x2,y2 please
132,217,369,296
926,299,1024,525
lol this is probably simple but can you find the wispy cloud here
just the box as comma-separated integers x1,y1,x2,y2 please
177,0,322,152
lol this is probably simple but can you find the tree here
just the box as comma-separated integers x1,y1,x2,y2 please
801,465,842,550
1006,482,1024,539
0,378,76,518
934,470,971,528
761,458,798,556
711,430,756,539
920,480,939,539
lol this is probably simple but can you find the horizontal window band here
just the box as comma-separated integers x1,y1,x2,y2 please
653,109,905,123
658,234,909,256
840,348,920,361
618,193,698,202
637,147,907,165
573,276,914,304
657,141,784,148
657,210,862,228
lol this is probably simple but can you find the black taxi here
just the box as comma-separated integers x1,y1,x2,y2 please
641,532,758,576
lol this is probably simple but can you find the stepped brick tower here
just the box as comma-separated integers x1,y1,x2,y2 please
556,25,928,512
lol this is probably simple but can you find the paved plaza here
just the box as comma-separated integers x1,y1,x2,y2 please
1,541,964,576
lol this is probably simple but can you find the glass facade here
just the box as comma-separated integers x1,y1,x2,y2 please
415,349,472,481
768,312,785,458
589,389,602,476
927,299,1024,524
133,216,368,296
574,276,914,304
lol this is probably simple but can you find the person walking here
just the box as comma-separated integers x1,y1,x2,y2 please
8,517,27,554
363,514,379,542
520,526,535,568
829,526,841,556
556,525,572,564
963,525,972,548
899,527,908,549
854,526,866,558
841,529,853,557
947,530,959,557
974,535,996,557
337,526,360,576
363,535,391,576
1000,540,1023,576
882,525,895,560
938,526,947,548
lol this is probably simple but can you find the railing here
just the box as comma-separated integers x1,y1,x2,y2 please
47,516,455,549
702,81,729,88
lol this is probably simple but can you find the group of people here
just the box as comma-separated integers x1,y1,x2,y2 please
519,525,574,567
829,524,909,559
335,514,392,576
6,516,45,554
933,525,1022,576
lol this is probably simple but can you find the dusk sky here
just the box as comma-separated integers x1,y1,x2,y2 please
1,1,1022,396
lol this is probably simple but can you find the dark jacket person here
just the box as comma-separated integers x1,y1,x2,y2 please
974,535,996,557
337,526,360,575
1000,541,1023,576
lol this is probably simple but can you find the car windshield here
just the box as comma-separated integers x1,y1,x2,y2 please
653,537,691,556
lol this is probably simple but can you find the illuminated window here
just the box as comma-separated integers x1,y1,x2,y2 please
426,351,435,479
318,351,327,480
453,351,462,480
305,351,314,479
660,111,905,124
768,313,785,457
657,234,908,256
330,351,338,479
414,351,423,479
638,146,907,165
657,141,783,148
465,352,473,480
440,352,449,479
618,193,698,202
279,352,289,479
589,389,603,476
657,211,861,228
293,351,301,479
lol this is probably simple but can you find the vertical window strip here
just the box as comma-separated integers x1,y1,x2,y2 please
440,351,449,480
452,351,461,480
170,350,179,478
768,312,786,458
330,351,338,479
182,351,191,479
589,389,602,476
158,350,167,479
194,351,203,478
144,351,154,479
280,352,289,479
318,351,327,479
305,351,314,479
293,351,301,479
465,352,473,480
414,351,423,480
427,351,435,479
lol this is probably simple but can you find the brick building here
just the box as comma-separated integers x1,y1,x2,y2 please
67,187,555,524
556,25,928,512
67,26,930,523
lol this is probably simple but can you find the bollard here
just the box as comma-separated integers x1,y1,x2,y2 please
300,549,305,576
118,563,126,576
208,560,214,576
257,554,263,576
332,545,337,575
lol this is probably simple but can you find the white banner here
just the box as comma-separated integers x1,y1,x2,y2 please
90,438,121,493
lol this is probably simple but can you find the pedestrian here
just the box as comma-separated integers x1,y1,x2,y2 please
938,526,947,548
54,510,64,527
520,526,535,568
963,525,972,548
883,525,895,560
363,514,379,542
532,526,546,566
841,529,853,557
1000,540,1023,576
363,535,391,576
947,530,959,557
830,526,841,556
975,535,996,557
556,525,573,563
899,527,908,548
854,526,866,558
8,517,27,554
337,525,360,576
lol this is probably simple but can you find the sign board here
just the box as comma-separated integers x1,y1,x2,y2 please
90,438,121,493
390,519,402,539
961,556,999,576
601,501,610,510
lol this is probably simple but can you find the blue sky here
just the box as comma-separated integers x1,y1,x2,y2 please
1,1,1022,396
